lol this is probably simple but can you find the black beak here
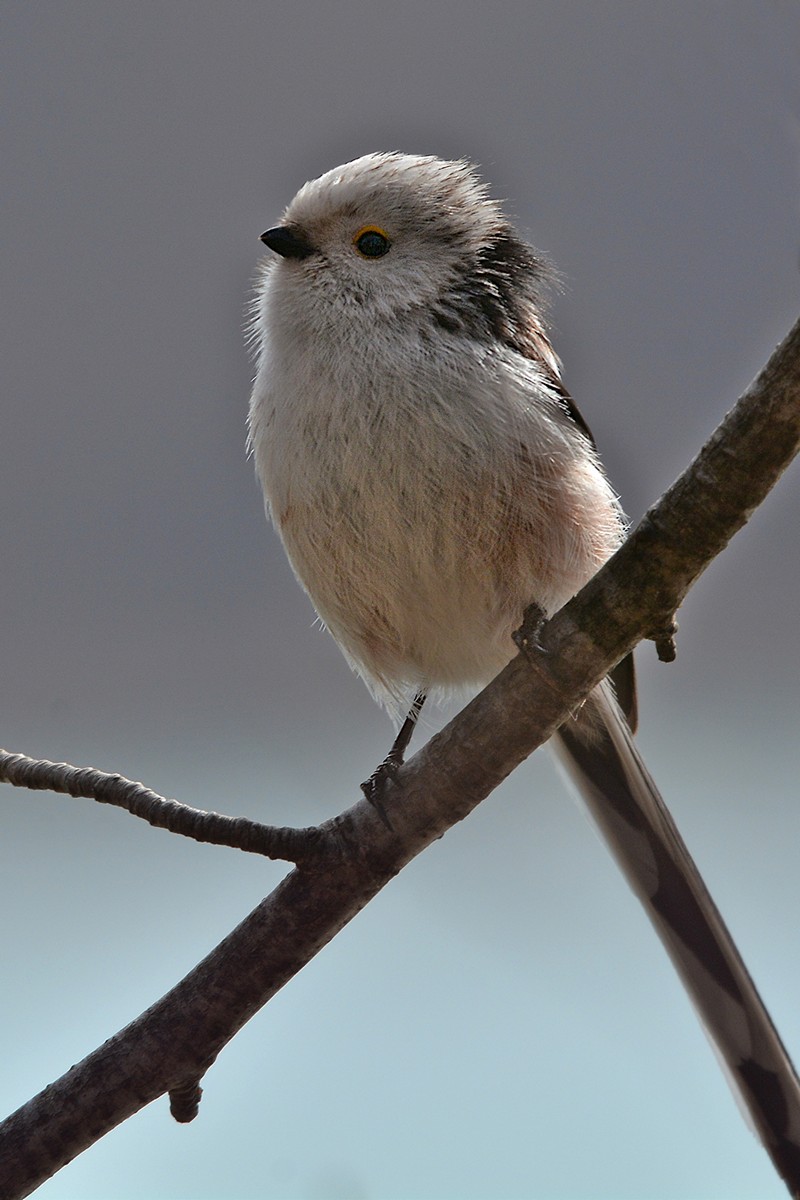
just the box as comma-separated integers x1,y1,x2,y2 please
260,225,314,260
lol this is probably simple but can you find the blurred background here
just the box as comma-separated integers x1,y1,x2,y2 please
2,3,799,1197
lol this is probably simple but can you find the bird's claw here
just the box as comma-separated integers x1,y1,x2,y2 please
512,601,548,655
360,757,401,830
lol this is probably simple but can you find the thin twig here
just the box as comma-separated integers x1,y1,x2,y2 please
0,750,327,864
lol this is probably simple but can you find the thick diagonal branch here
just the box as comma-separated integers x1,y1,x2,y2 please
1,315,799,1200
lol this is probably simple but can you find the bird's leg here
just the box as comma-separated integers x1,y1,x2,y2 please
361,692,427,826
385,691,427,769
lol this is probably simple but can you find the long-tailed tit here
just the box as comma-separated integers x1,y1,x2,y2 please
248,152,800,1180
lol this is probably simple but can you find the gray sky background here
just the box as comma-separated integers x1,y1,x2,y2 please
2,3,800,1197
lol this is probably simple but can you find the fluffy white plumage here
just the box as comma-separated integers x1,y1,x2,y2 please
249,153,622,712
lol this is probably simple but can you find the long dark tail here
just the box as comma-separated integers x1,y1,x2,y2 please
553,679,800,1194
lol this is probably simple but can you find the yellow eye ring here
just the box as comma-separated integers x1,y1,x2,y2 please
353,226,392,258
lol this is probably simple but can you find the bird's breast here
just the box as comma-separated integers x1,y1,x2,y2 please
250,335,624,702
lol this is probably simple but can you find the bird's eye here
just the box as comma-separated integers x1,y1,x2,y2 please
353,226,391,258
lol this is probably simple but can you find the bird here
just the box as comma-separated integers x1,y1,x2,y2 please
247,151,800,1184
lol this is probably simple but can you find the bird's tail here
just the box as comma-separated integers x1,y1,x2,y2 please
553,679,800,1192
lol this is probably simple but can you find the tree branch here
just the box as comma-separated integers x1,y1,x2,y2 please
0,750,327,864
1,315,799,1199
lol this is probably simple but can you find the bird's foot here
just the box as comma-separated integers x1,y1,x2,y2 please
360,755,402,830
360,693,426,830
512,601,548,656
